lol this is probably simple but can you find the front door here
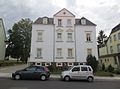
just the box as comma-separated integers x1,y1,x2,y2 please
70,67,80,79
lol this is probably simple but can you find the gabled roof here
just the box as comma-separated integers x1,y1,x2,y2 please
54,8,75,17
75,17,96,26
111,23,120,34
33,17,53,24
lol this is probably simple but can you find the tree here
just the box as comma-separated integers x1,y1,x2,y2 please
97,30,107,46
6,18,32,63
86,55,98,73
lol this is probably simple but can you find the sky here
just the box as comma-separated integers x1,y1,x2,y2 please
0,0,120,36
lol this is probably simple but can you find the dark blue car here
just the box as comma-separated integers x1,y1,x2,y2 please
12,66,50,81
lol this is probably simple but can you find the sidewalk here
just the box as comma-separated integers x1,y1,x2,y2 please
0,73,120,80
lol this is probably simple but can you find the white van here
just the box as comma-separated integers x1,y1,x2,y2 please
61,65,94,82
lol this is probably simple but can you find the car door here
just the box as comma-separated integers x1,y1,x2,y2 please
21,66,37,79
70,67,80,79
79,66,88,79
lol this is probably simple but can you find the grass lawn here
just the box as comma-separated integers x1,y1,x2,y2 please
0,60,25,67
94,71,114,77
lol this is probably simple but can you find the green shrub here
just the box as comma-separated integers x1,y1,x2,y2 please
113,69,120,74
108,65,114,72
95,71,114,77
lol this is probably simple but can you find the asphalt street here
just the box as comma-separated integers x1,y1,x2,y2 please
0,77,120,89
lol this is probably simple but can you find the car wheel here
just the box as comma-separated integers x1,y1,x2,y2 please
15,74,21,80
64,76,70,81
87,76,94,82
40,75,46,81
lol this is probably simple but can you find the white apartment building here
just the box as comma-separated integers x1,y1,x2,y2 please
29,8,98,66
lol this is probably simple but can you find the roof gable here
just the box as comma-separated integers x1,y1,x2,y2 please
54,8,75,17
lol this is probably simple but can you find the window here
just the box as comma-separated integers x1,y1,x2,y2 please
56,63,62,66
37,63,41,66
57,48,62,57
86,33,91,42
43,17,47,24
88,67,92,71
81,67,88,71
114,34,116,41
67,19,71,26
37,32,43,41
114,56,117,64
118,33,120,40
110,46,113,53
68,49,73,57
117,44,120,53
26,66,36,71
57,33,62,41
58,19,62,26
81,19,86,25
110,36,112,43
72,67,80,72
87,48,92,55
68,33,72,41
37,48,42,58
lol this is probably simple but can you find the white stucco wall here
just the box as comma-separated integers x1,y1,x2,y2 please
76,26,98,62
30,24,54,62
0,19,6,60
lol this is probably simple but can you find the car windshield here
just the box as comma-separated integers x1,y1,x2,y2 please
67,66,73,71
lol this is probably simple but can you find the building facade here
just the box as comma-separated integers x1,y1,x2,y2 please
29,8,98,66
99,23,120,69
0,18,6,60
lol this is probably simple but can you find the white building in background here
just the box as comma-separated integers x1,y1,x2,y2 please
29,8,98,66
0,18,6,60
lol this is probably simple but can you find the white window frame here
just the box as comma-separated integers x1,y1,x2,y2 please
68,33,73,41
57,48,62,57
58,19,62,26
45,63,51,66
118,33,120,40
43,17,47,24
68,49,73,57
67,19,71,26
56,62,63,67
37,63,42,66
86,33,91,42
37,31,43,41
57,33,62,41
87,48,92,55
81,19,86,25
68,62,73,66
36,48,42,58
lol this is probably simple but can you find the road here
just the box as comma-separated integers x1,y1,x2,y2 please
0,77,120,89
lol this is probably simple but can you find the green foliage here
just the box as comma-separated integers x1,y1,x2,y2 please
102,64,105,71
97,30,107,46
5,18,32,63
0,60,24,67
113,69,120,74
94,71,114,77
108,65,114,72
86,55,98,73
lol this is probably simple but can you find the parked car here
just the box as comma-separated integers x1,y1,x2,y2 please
61,65,94,82
12,66,50,81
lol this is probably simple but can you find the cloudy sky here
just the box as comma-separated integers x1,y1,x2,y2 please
0,0,120,36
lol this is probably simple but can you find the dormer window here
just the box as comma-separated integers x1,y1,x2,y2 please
81,19,86,25
43,17,48,24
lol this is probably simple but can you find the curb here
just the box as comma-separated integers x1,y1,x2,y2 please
0,73,120,80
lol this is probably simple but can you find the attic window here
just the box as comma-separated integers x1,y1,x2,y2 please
81,19,86,25
43,17,48,24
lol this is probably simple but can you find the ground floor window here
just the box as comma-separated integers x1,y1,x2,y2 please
56,62,63,66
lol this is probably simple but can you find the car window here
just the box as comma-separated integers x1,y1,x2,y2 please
72,67,80,72
36,67,44,71
88,67,92,71
81,67,88,71
25,66,36,71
